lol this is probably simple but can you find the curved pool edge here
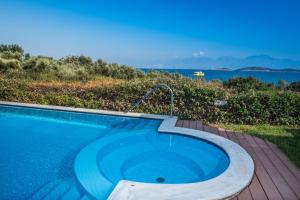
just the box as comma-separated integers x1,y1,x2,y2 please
0,101,255,200
109,126,254,200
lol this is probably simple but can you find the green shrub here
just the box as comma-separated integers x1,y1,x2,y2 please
22,57,57,72
0,51,23,61
225,92,300,124
0,58,21,71
60,55,93,66
0,44,145,80
287,81,300,92
224,76,274,93
93,63,145,80
0,44,24,54
0,44,298,125
0,76,299,125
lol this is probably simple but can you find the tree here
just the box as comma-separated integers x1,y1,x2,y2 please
25,53,30,59
223,76,272,93
287,81,300,92
0,58,21,71
95,59,107,67
78,55,93,66
61,55,93,66
0,44,24,54
0,51,23,61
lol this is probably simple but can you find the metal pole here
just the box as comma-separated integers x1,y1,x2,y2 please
128,83,174,117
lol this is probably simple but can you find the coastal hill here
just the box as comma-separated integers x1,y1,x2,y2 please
161,55,300,69
144,65,300,72
235,67,300,72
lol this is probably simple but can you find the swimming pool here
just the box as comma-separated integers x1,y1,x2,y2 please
0,102,254,200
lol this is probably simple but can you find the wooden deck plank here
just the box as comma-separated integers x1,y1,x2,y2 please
182,120,190,129
202,125,210,132
175,120,183,127
195,120,204,131
189,120,197,129
225,131,254,200
248,175,268,200
237,187,253,200
235,133,283,200
203,125,220,136
231,133,268,200
253,137,300,199
245,134,299,199
217,129,228,138
207,126,219,135
266,140,300,181
225,131,240,143
176,120,300,200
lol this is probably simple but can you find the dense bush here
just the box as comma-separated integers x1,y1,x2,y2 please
22,57,56,72
0,44,299,125
223,76,274,93
225,92,300,124
287,81,300,92
93,62,145,80
60,55,93,66
0,58,21,71
0,51,23,61
0,44,145,80
0,76,299,125
0,44,24,54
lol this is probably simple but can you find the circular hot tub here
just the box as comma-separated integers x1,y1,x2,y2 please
98,133,229,184
75,132,230,199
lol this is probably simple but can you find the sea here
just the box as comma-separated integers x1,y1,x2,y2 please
140,68,300,84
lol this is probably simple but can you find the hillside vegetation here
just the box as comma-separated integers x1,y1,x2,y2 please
0,44,299,125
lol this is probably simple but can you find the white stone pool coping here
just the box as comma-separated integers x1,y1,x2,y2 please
0,101,254,200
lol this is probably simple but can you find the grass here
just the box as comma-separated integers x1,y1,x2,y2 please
217,124,300,167
29,77,125,89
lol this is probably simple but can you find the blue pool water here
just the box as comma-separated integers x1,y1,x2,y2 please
0,105,229,200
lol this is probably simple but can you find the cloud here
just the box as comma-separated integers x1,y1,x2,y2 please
192,51,205,57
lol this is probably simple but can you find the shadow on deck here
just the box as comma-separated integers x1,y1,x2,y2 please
176,120,300,200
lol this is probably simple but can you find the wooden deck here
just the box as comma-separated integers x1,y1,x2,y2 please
176,120,300,200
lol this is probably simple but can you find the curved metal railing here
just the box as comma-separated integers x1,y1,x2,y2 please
128,83,174,117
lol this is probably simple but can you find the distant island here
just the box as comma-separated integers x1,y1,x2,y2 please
186,67,300,72
166,67,300,72
160,54,300,69
213,67,231,71
143,65,300,72
235,67,300,72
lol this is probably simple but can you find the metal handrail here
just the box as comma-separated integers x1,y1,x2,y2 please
128,83,174,117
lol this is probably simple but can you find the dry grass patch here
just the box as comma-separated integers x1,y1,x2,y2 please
29,78,125,90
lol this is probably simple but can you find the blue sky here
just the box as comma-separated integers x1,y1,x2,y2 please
0,0,299,66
